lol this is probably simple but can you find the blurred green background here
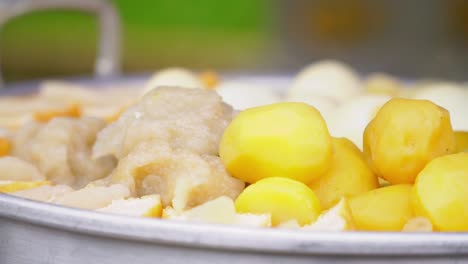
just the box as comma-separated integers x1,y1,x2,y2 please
2,0,468,82
1,0,275,82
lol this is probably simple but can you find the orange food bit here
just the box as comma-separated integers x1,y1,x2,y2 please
0,138,11,156
199,70,220,89
34,104,81,122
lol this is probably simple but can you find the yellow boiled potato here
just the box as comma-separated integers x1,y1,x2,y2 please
334,137,363,158
410,186,426,218
349,184,413,231
455,131,468,152
235,177,321,226
309,138,378,209
413,153,468,231
220,102,333,184
363,98,456,184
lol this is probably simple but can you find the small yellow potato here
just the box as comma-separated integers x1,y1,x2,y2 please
410,186,426,218
349,184,413,231
455,131,468,152
235,177,321,226
334,137,363,158
412,153,468,231
309,138,378,209
364,98,456,184
220,102,333,184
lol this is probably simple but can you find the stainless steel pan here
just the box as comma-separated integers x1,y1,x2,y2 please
2,193,468,264
1,1,468,263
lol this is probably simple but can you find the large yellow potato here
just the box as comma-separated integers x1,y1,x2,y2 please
363,98,456,184
333,137,363,158
412,153,468,231
220,102,333,184
235,177,322,226
349,184,413,231
309,138,378,209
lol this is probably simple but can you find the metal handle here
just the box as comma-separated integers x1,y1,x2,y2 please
0,0,121,88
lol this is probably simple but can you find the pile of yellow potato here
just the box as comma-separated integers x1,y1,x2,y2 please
220,98,468,232
1,60,468,233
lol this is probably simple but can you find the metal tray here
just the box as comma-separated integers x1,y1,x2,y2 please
2,189,468,264
1,75,468,264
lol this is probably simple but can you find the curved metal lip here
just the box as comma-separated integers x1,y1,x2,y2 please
2,193,468,256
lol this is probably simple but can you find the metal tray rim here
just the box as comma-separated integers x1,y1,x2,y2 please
2,193,468,256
